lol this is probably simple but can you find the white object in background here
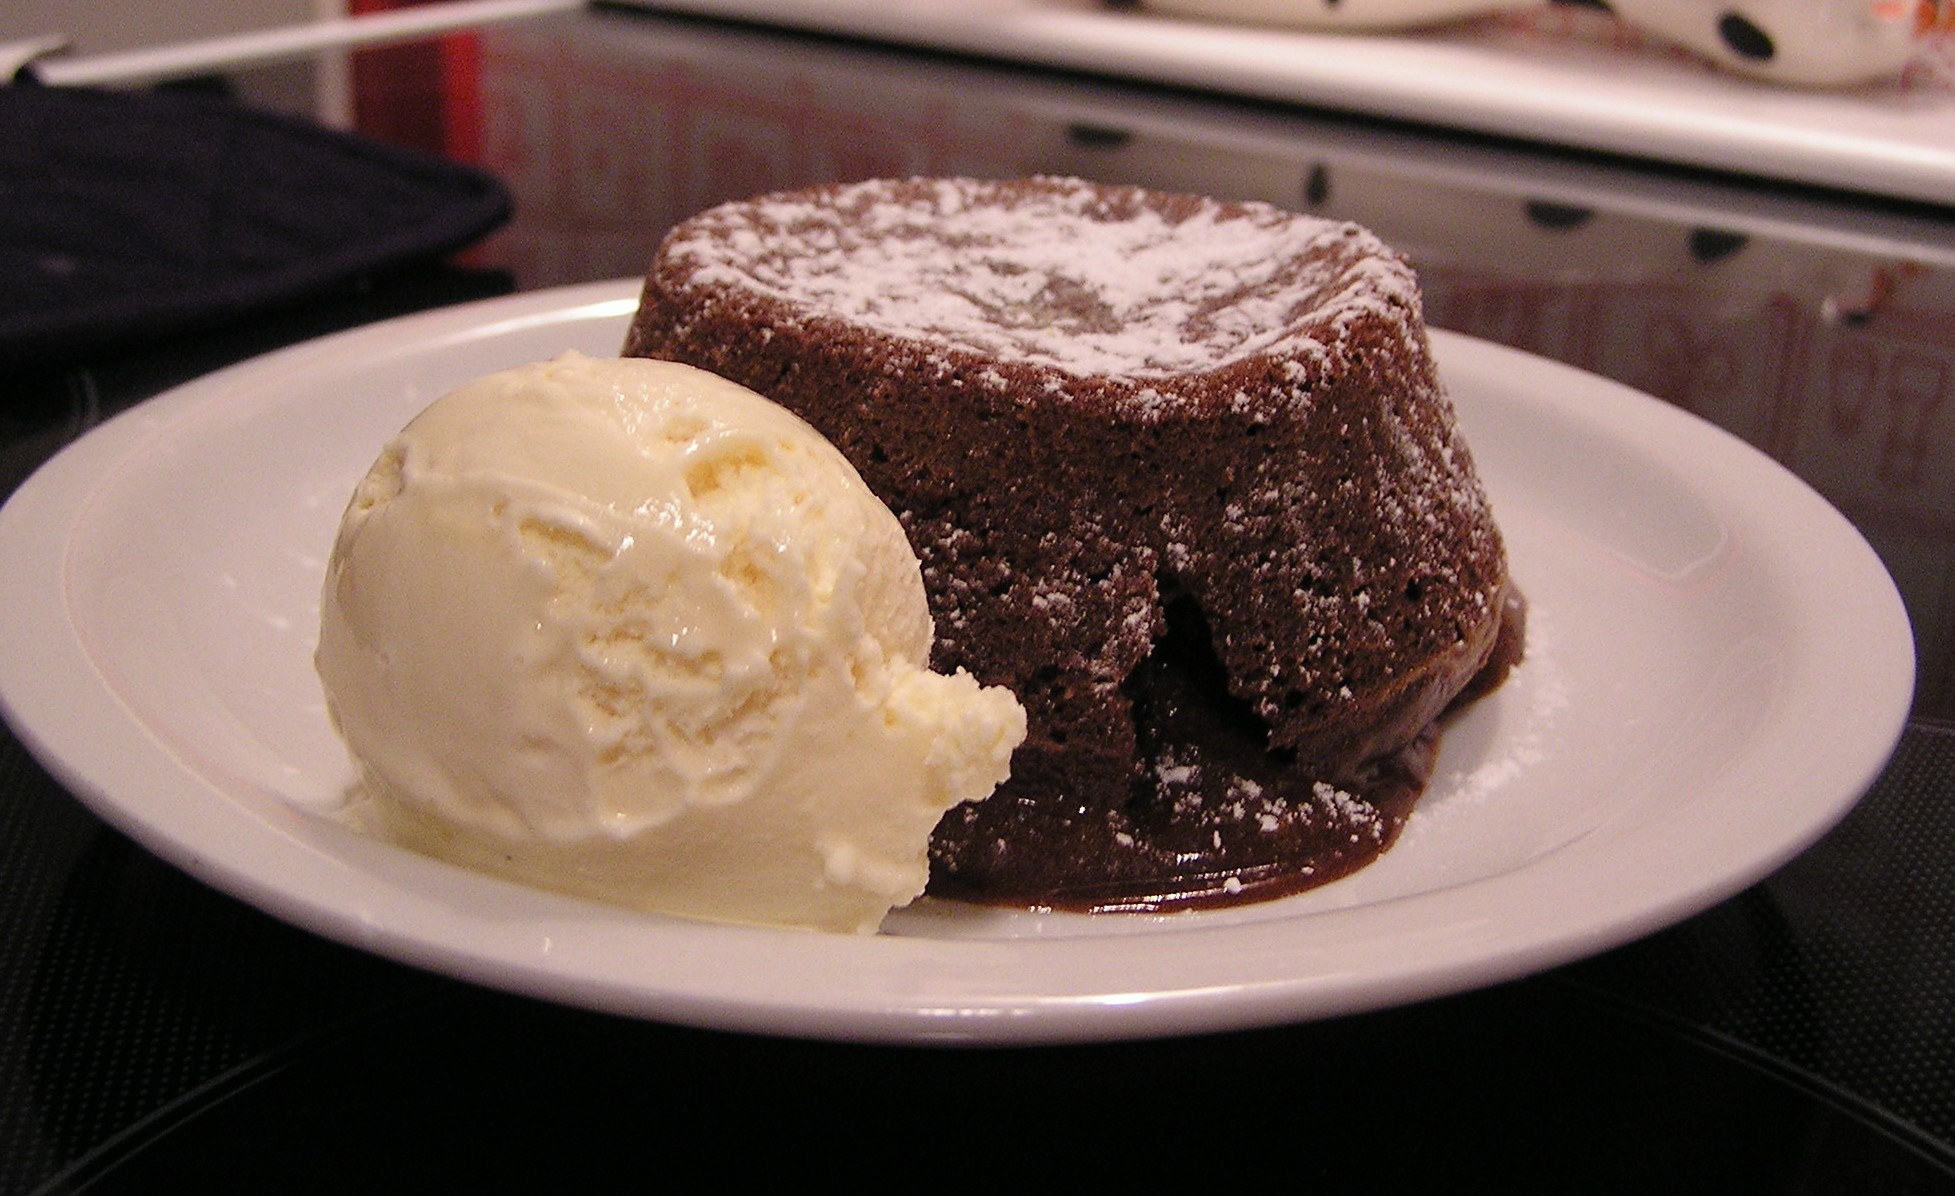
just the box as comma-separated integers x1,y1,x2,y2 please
1145,0,1940,85
1610,0,1924,85
580,0,1955,203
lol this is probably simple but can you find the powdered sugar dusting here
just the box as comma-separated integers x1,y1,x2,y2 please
668,176,1420,378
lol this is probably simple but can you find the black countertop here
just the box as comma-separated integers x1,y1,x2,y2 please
3,8,1952,1190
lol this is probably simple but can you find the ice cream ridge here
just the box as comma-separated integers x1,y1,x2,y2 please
315,352,1027,934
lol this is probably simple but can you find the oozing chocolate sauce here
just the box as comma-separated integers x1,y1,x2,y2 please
927,587,1526,914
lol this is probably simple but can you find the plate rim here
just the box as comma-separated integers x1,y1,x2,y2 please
0,279,1915,1045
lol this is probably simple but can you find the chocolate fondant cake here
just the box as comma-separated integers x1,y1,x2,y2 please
623,176,1523,912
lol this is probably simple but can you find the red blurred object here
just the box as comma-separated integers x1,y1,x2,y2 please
350,0,484,162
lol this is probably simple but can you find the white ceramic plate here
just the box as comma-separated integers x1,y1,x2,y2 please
0,280,1913,1045
602,0,1955,206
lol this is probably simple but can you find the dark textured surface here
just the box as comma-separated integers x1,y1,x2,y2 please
1561,723,1955,1154
0,84,510,371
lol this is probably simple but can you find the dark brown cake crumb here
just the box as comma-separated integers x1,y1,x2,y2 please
624,176,1523,912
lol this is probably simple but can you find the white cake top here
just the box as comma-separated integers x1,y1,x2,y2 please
664,176,1422,379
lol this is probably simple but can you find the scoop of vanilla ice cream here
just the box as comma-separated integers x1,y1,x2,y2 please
315,352,1025,934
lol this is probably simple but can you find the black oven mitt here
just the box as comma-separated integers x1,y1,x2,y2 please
0,82,512,372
